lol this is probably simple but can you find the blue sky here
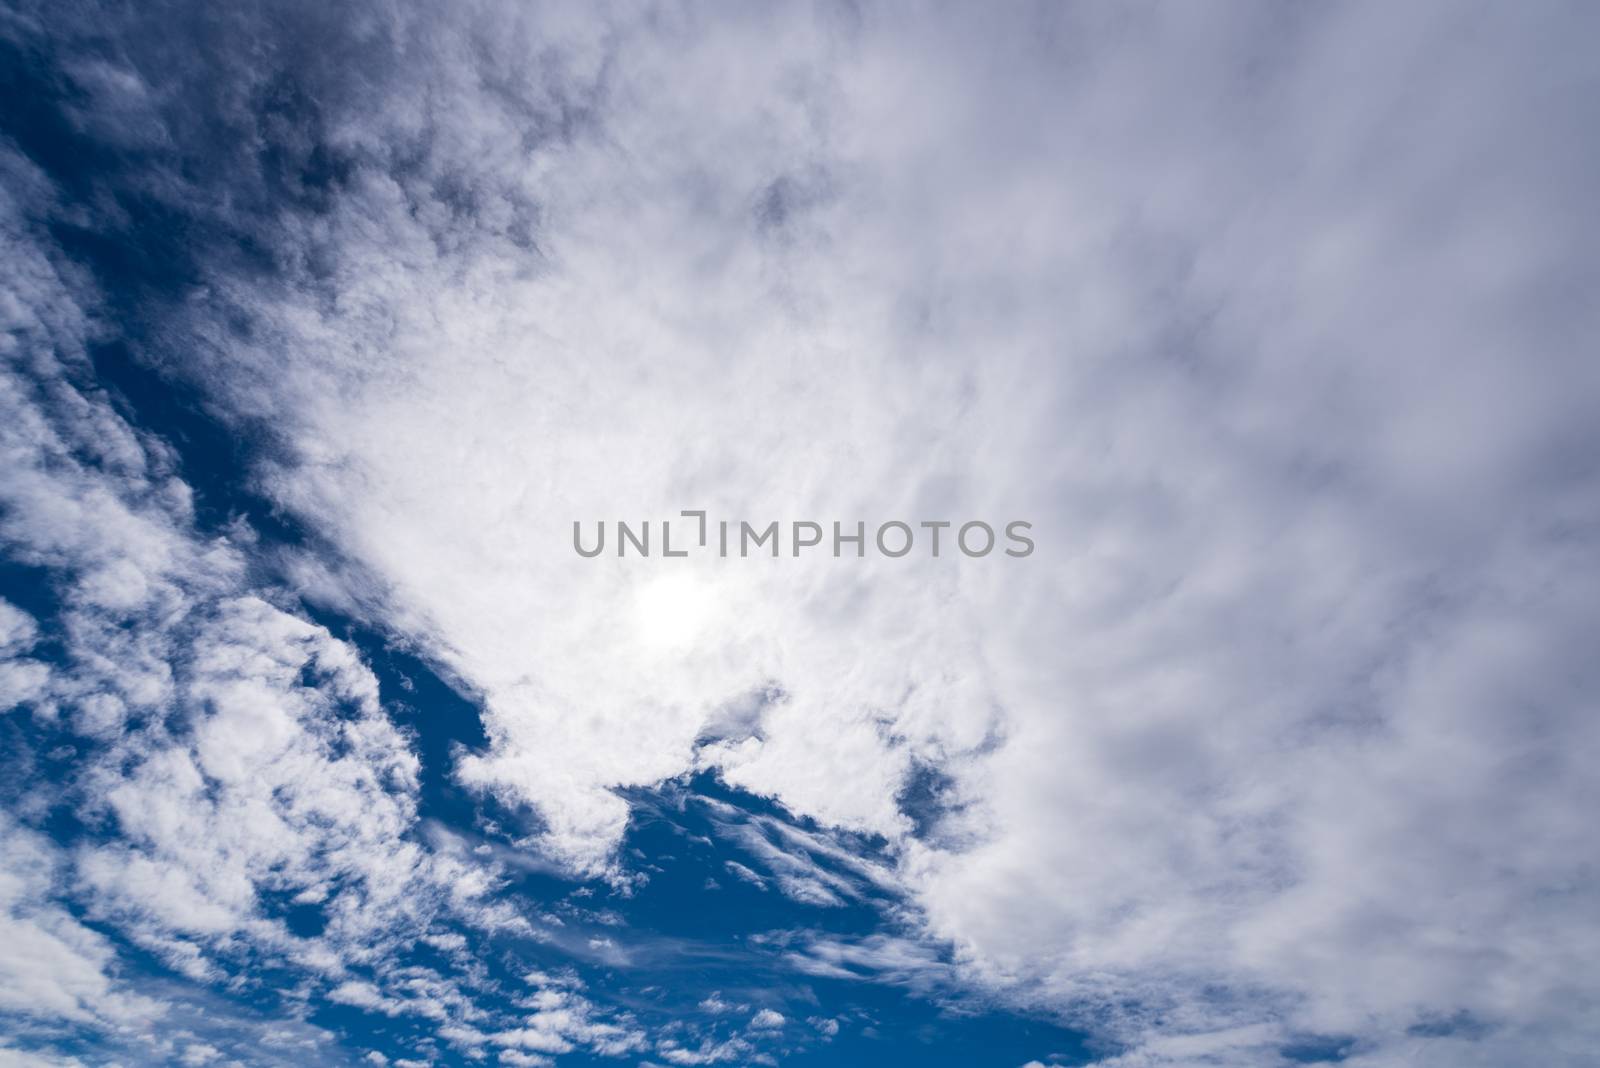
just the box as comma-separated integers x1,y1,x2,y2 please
2,2,1599,1066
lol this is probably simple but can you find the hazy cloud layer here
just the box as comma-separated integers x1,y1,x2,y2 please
4,1,1599,1065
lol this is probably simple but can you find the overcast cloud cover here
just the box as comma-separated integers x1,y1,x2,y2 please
2,1,1598,1065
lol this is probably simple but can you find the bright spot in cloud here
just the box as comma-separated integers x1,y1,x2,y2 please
633,573,715,651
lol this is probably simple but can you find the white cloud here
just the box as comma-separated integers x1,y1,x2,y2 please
781,931,950,993
177,1043,223,1066
0,1049,86,1068
655,1036,755,1066
496,1053,551,1068
0,600,38,656
7,2,1600,1066
722,862,766,891
748,1009,784,1031
0,156,553,1062
0,816,166,1028
489,974,645,1060
697,994,738,1016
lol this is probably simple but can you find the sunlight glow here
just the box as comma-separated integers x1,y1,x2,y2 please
632,573,714,651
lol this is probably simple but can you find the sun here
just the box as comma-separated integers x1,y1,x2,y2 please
632,572,714,651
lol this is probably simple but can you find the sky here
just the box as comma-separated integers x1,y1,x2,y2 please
1,1,1598,1066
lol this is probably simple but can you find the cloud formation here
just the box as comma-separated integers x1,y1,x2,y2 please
4,1,1599,1065
2,130,784,1064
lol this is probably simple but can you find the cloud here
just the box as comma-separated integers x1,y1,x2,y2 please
490,981,646,1058
496,1053,552,1068
0,815,166,1028
697,994,739,1016
780,931,951,994
4,2,1599,1065
695,793,900,908
0,1049,86,1068
0,145,627,1062
654,1036,756,1067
